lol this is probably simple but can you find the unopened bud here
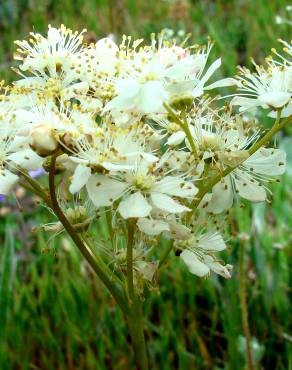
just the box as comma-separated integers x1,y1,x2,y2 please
30,124,58,157
169,95,194,111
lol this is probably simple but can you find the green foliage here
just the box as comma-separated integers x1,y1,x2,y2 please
0,0,291,369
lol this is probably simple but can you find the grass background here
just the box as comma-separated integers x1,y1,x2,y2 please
0,0,292,369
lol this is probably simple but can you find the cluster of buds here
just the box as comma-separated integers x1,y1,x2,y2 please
0,25,291,284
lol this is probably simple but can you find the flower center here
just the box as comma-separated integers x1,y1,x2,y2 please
132,174,155,191
200,132,223,151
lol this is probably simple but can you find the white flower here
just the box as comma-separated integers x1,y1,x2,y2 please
16,102,96,144
231,61,292,112
104,37,236,118
79,37,119,90
137,217,170,236
14,25,89,101
68,126,158,194
14,25,86,73
166,107,287,213
14,75,89,103
179,231,232,278
86,159,197,218
0,115,43,194
205,147,286,213
137,213,192,239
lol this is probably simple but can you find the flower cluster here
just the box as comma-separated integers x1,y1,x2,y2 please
1,25,291,282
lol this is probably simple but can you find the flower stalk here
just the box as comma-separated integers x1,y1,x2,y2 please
48,153,129,314
127,299,149,370
239,239,254,370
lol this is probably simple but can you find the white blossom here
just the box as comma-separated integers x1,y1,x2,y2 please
231,60,292,113
104,37,236,119
86,159,197,218
179,232,232,278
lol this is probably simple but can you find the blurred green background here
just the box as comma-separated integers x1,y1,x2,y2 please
0,1,292,369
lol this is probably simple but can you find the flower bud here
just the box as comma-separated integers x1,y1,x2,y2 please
30,124,58,157
169,95,194,111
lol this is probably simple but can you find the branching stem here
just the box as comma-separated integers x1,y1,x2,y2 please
186,114,292,223
164,103,199,158
48,153,128,314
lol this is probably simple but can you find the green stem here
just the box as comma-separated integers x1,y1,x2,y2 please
158,240,174,269
105,210,114,247
18,181,45,200
247,113,288,156
239,240,254,370
127,298,149,370
20,172,52,206
125,219,149,369
164,103,199,157
48,153,128,314
126,219,135,300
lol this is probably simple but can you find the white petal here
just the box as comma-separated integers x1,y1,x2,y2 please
180,250,210,277
69,164,91,194
116,78,140,96
244,148,286,176
234,172,266,202
8,149,43,170
103,79,140,112
137,218,169,235
259,91,291,108
118,192,152,219
230,96,259,110
124,152,159,163
199,58,221,87
138,81,165,113
78,97,102,112
86,175,126,207
95,37,119,54
268,104,292,118
205,77,238,90
167,221,192,240
205,176,234,214
48,27,61,44
14,77,45,88
198,232,226,251
0,170,18,195
154,176,197,197
138,152,159,163
166,131,186,146
150,192,190,213
166,79,197,97
101,162,134,171
203,255,232,278
165,55,201,79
